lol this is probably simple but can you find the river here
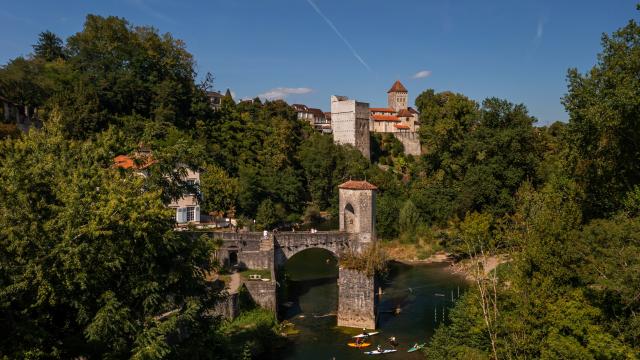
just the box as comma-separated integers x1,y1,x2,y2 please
277,249,468,359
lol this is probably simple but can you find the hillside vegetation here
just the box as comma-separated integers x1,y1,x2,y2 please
1,8,640,359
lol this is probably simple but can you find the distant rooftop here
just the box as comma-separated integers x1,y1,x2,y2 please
113,154,155,170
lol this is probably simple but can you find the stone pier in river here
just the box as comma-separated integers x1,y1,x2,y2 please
206,180,379,329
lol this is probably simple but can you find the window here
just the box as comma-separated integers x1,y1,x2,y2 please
187,207,195,222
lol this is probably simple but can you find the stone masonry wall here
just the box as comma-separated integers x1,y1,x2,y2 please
238,250,272,270
337,267,376,329
393,131,421,156
212,292,239,319
244,280,277,312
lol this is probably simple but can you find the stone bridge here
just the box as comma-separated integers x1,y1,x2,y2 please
205,180,380,329
273,231,351,267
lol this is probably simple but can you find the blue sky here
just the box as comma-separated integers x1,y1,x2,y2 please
0,0,637,124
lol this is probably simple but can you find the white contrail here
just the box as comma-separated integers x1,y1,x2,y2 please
306,0,371,71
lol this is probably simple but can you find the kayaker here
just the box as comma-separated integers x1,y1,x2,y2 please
389,336,398,348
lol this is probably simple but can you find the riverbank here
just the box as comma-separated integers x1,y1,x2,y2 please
448,253,510,281
380,240,451,263
381,240,509,281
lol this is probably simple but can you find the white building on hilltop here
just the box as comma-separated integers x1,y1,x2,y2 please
331,95,370,160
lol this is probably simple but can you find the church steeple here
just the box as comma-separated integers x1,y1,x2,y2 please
387,80,408,111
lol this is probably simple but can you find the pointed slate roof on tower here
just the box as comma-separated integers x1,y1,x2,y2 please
387,80,408,93
339,180,378,190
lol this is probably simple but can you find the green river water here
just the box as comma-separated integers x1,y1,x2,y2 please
277,249,468,360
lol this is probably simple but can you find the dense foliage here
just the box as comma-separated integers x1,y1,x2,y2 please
2,6,640,359
0,15,392,358
0,126,225,359
425,9,640,359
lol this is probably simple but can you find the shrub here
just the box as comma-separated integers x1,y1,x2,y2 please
339,242,388,276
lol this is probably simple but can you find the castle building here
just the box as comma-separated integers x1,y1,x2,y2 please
331,95,371,160
369,81,420,133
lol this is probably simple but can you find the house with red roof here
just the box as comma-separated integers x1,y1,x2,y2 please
113,152,202,225
369,80,420,133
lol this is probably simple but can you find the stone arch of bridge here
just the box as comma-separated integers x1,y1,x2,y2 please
283,247,339,275
272,232,353,269
278,243,343,265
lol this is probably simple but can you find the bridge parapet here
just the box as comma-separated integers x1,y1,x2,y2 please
273,231,349,247
218,232,263,242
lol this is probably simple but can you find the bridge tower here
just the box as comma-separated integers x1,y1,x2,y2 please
337,180,378,329
339,180,377,249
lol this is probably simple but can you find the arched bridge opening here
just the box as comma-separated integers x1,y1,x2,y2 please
279,248,339,322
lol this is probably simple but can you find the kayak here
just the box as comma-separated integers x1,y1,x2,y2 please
347,342,371,348
407,343,426,352
364,349,397,355
353,331,379,338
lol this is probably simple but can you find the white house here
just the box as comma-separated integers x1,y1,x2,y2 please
168,167,201,224
114,154,202,225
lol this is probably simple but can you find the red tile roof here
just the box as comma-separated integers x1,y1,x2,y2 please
394,124,411,129
370,107,395,113
113,154,155,170
371,114,400,122
397,109,414,117
387,80,408,93
339,180,378,190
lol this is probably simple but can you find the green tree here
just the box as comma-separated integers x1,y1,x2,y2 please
398,199,422,242
416,90,479,179
0,126,222,358
200,163,239,215
32,31,66,61
256,199,278,230
563,13,640,218
376,194,401,239
53,15,207,137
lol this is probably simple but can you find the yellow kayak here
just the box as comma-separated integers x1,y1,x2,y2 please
347,342,371,348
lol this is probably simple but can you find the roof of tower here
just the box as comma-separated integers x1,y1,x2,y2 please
339,180,378,190
387,80,408,93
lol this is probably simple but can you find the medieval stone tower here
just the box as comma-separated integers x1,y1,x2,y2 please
331,95,371,160
387,80,408,112
338,180,377,248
